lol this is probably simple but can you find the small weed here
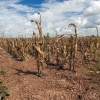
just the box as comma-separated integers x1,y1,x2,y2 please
45,47,49,51
0,68,8,76
0,82,10,100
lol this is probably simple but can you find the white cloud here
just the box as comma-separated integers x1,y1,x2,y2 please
0,0,100,37
41,0,100,36
84,0,100,16
9,3,33,13
0,0,34,37
75,17,87,26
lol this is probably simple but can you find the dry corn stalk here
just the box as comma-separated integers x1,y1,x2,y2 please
54,31,67,68
67,23,78,72
68,23,78,51
31,12,45,76
96,27,99,49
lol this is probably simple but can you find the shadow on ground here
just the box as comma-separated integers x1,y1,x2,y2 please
14,68,38,76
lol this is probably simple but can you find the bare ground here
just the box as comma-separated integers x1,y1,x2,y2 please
0,47,100,100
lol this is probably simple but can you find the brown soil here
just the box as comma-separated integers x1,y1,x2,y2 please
0,47,100,100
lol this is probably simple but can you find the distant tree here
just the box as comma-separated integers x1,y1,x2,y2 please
46,32,50,40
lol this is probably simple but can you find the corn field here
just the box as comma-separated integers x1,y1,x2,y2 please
0,12,100,76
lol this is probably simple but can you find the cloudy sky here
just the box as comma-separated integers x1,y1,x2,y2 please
0,0,100,37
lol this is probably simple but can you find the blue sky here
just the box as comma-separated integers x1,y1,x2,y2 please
19,0,45,6
0,0,100,37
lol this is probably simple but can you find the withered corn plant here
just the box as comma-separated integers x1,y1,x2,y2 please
54,31,67,69
93,27,99,60
67,23,78,72
31,12,45,76
44,34,51,62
